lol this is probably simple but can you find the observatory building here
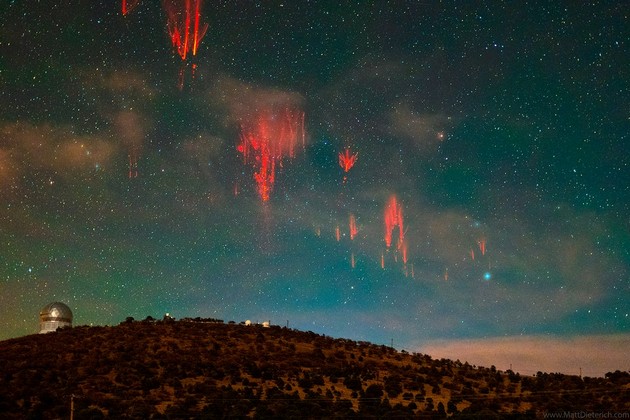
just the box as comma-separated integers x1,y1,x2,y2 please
39,302,73,334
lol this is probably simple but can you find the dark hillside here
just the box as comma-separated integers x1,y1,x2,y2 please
0,319,628,418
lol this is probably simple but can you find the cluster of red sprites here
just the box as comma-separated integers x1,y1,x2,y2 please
237,107,306,202
123,1,208,61
120,0,359,202
123,1,208,88
120,1,477,278
123,1,208,58
122,2,389,272
329,195,411,275
381,195,410,276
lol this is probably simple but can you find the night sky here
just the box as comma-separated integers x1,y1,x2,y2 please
1,1,628,375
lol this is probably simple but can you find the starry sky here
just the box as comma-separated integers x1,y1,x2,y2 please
1,1,628,375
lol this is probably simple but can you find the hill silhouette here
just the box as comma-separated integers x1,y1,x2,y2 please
0,318,628,418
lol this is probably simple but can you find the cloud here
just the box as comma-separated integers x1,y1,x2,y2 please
388,104,451,154
0,147,17,187
112,110,150,150
209,75,305,125
417,334,630,377
0,68,157,189
92,71,155,154
76,68,157,105
0,122,118,182
100,70,158,98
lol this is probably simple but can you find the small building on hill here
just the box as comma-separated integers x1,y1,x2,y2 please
39,302,73,334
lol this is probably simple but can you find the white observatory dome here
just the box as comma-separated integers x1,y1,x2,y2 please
39,302,73,334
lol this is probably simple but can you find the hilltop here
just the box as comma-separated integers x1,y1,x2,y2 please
0,318,628,418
